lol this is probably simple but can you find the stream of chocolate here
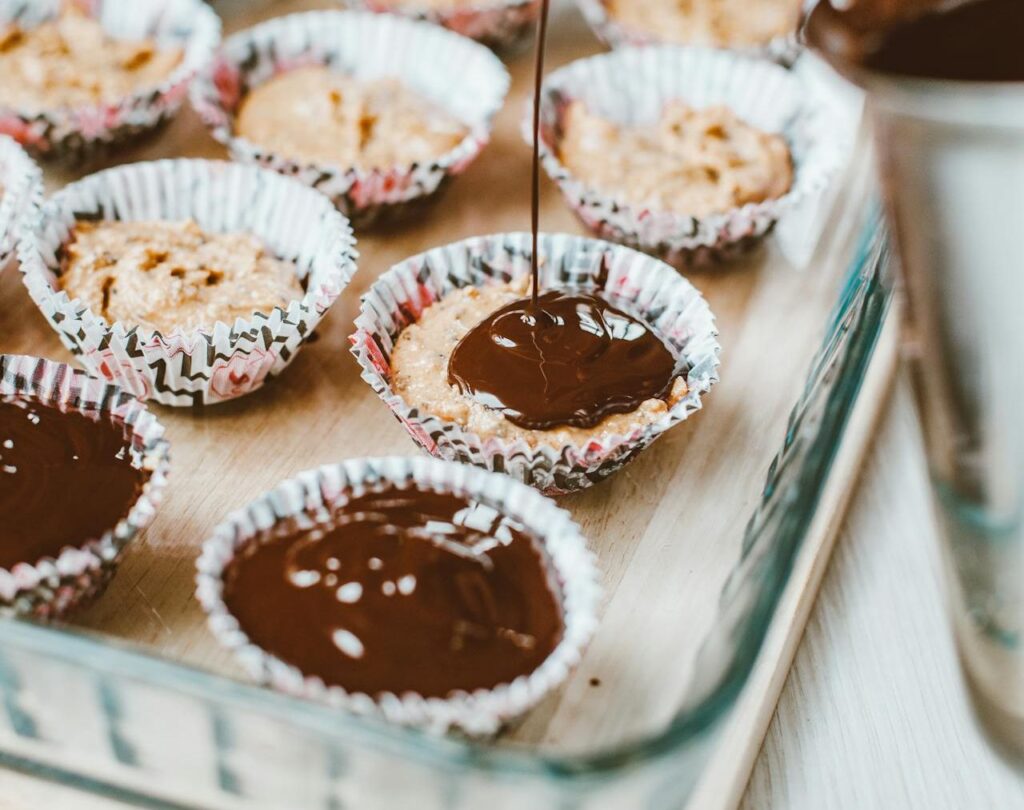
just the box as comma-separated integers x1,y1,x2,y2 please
0,395,147,570
805,0,1024,81
445,0,679,431
222,488,563,698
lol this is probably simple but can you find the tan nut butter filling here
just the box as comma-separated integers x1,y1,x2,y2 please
59,220,304,335
557,100,793,217
0,8,182,111
390,278,688,447
236,67,468,170
607,0,802,48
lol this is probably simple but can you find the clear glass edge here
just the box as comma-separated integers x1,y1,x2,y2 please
0,207,894,785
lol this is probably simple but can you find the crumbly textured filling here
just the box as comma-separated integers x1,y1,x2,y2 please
58,220,304,335
606,0,802,47
387,0,503,8
390,278,688,447
557,100,793,217
0,8,182,110
236,67,468,170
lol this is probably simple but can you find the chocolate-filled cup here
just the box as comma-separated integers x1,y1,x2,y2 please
807,0,1024,759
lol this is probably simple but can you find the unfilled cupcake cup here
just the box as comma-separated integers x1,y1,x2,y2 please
337,0,541,51
573,0,803,66
189,10,510,229
350,231,720,495
0,0,220,161
0,135,41,271
529,45,844,268
18,158,358,407
0,353,170,617
196,455,600,736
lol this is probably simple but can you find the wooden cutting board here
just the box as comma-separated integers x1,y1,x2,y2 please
0,0,898,806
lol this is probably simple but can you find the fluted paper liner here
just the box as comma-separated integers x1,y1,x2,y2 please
0,0,220,161
0,135,41,270
339,0,541,51
351,232,721,494
18,159,358,407
573,0,802,66
196,455,601,736
0,354,170,617
190,10,510,228
530,46,844,267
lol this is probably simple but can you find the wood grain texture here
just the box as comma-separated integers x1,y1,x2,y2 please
741,372,1024,810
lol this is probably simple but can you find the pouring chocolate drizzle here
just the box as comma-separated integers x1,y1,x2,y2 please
222,488,563,698
447,0,678,431
0,396,147,570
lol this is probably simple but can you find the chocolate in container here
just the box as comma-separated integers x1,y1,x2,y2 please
18,158,358,407
0,354,170,617
531,45,844,268
189,10,510,228
0,0,220,162
196,455,600,736
350,231,720,494
0,135,41,271
337,0,542,52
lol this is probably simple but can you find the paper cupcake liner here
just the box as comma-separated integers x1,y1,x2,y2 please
350,232,720,494
0,135,42,271
0,353,170,618
196,455,600,736
528,46,844,269
337,0,541,51
18,158,358,407
573,0,802,67
0,0,220,162
190,10,510,229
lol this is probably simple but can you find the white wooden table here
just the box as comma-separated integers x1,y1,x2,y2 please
2,366,1023,809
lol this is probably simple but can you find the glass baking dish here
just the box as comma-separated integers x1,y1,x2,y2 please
0,204,892,808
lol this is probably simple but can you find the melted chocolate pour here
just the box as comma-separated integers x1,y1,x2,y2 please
222,489,563,698
0,396,146,570
806,0,1024,82
447,0,678,431
448,290,677,430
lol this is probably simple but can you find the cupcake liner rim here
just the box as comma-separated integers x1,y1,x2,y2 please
0,353,171,615
350,231,721,493
195,454,601,736
0,134,42,267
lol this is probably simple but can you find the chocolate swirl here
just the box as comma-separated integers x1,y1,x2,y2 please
222,488,563,698
0,396,147,570
447,290,678,430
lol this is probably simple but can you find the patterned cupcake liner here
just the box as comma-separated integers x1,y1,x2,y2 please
0,0,220,162
529,45,844,269
350,232,721,495
196,454,600,736
0,135,42,271
336,0,541,51
573,0,803,67
18,158,358,407
0,353,170,618
189,10,510,229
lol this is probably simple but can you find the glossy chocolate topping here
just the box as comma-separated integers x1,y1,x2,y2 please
806,0,1024,81
0,395,146,570
222,488,563,698
447,289,678,430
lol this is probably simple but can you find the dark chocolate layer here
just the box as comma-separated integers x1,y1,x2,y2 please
0,396,146,570
447,290,678,430
222,488,563,699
